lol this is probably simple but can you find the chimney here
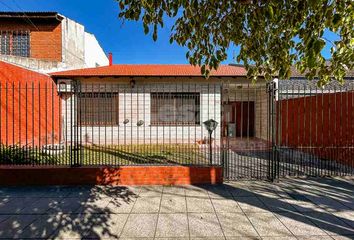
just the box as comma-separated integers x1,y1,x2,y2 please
108,53,113,66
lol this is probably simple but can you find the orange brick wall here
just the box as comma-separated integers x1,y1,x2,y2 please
0,61,62,146
0,19,62,61
0,166,223,186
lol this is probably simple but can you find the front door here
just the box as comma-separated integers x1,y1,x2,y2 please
225,101,255,137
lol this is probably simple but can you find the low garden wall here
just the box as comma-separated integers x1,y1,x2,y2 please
0,165,223,186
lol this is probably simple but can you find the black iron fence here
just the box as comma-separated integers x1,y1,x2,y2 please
1,79,353,180
222,80,354,180
0,81,222,167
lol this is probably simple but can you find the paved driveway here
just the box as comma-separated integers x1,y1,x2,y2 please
0,177,353,239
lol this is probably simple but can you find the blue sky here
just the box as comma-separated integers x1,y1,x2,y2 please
0,0,334,65
0,0,238,64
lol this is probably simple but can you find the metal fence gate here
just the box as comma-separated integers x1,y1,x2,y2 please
222,80,354,180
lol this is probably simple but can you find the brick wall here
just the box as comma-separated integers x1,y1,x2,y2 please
0,19,62,61
0,61,62,146
0,166,223,186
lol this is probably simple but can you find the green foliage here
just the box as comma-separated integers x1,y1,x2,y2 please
117,0,353,86
0,144,34,164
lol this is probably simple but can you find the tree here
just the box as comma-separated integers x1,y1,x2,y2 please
117,0,353,85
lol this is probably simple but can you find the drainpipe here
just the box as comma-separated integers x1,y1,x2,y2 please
108,53,113,66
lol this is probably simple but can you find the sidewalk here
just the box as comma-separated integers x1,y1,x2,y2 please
0,177,353,239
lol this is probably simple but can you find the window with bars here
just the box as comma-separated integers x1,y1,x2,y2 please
151,92,200,125
0,31,30,57
78,93,119,126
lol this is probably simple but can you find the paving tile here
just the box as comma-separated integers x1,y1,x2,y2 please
48,197,85,213
163,186,186,196
0,215,38,238
228,187,255,197
160,194,186,213
19,214,61,239
83,213,128,239
302,211,354,236
0,197,40,214
331,210,354,229
131,196,161,213
331,235,354,240
217,212,259,237
190,238,225,240
185,186,209,198
138,186,163,197
78,197,112,213
234,197,269,213
19,197,62,214
211,198,243,213
155,213,188,238
282,197,327,212
296,236,334,240
258,196,297,212
118,238,153,240
120,213,158,238
261,237,297,240
275,211,328,237
187,197,214,213
48,213,88,239
225,237,261,240
188,212,224,237
246,212,293,237
206,185,233,199
306,196,351,212
106,197,136,213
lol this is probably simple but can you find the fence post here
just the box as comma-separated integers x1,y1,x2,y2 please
70,80,81,167
267,81,278,181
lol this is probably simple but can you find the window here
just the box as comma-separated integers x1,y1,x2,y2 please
78,93,119,125
0,31,30,57
151,92,200,125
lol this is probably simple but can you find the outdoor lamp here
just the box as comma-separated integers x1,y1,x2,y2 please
203,119,218,165
203,119,218,134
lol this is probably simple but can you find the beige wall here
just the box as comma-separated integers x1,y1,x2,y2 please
61,77,223,146
60,76,270,147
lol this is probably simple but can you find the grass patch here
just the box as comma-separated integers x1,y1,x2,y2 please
0,144,209,166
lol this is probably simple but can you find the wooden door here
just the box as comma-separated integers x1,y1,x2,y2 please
230,101,255,137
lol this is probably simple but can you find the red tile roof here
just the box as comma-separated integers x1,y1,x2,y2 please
50,64,247,78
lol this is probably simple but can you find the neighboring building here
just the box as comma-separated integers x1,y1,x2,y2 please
0,11,109,73
50,65,269,148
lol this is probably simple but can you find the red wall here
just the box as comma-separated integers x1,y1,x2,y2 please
0,166,223,186
278,91,354,167
0,61,62,147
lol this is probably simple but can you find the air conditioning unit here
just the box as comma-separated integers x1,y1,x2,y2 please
57,79,75,93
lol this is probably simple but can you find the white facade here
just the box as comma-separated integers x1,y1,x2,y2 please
61,80,222,147
84,32,109,67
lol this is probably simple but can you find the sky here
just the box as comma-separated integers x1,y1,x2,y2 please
0,0,238,64
0,0,335,65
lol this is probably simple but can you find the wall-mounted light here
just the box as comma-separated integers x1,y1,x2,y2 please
130,79,136,88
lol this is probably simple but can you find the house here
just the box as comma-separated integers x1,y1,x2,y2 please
0,11,108,72
50,64,270,150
